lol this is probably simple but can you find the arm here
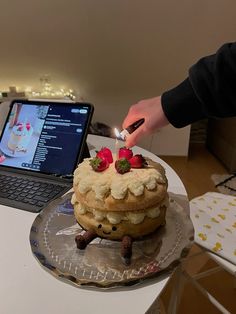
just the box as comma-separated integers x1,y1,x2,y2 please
123,42,236,147
162,42,236,127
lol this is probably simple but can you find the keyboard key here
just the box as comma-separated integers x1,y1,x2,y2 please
34,195,49,202
22,199,29,203
8,195,17,200
29,200,37,205
0,192,9,198
36,202,45,207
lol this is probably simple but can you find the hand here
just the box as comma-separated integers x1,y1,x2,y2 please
122,96,169,148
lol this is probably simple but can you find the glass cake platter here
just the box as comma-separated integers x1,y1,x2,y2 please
30,192,194,288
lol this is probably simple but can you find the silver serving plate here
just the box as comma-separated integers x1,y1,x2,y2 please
30,192,194,288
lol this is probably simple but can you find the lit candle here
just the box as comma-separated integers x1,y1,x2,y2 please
114,128,120,158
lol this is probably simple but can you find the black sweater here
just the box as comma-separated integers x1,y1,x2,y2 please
161,42,236,128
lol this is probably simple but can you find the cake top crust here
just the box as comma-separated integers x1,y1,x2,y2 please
73,157,168,211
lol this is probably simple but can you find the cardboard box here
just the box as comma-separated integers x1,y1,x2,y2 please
207,117,236,173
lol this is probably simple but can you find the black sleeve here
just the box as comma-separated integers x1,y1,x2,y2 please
161,42,236,128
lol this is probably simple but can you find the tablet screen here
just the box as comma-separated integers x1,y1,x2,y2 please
0,100,93,176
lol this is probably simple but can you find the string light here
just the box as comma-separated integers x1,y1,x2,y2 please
0,76,77,101
26,88,76,100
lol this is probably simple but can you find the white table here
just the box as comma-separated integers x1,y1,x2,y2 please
0,134,189,314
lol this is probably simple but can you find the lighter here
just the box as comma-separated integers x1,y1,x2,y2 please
116,118,145,141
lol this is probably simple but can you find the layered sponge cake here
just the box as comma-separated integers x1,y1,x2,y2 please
72,147,169,241
8,122,33,153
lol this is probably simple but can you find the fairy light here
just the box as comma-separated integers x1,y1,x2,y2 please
0,85,77,101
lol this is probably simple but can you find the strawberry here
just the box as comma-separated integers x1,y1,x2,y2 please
0,154,6,163
129,154,147,168
118,147,133,160
96,147,113,163
90,157,109,172
26,122,31,131
115,158,131,174
17,124,23,131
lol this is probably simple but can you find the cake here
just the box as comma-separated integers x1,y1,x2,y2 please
8,122,33,154
72,147,169,241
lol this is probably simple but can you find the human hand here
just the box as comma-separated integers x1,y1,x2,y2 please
122,96,169,148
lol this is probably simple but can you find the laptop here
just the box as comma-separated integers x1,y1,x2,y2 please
0,99,93,213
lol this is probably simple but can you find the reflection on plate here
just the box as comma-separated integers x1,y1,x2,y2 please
30,192,194,288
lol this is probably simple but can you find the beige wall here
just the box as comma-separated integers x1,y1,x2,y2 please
0,1,235,153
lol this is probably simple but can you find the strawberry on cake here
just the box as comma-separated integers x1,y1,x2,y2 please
72,146,169,264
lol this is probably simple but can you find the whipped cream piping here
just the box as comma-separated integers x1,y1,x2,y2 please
72,193,168,225
73,158,166,200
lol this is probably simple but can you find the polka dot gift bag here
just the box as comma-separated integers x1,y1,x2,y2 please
190,192,236,265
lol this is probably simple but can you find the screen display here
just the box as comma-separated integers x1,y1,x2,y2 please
0,100,93,176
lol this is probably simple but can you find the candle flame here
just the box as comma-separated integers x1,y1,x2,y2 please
114,128,120,138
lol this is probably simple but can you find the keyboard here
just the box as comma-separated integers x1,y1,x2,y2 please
0,174,66,211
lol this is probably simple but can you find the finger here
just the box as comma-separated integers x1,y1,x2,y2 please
122,104,143,129
125,127,145,148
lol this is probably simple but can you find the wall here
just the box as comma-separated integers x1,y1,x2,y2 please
0,1,236,155
0,102,11,131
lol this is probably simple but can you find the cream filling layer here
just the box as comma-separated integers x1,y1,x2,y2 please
72,193,168,225
73,157,166,200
